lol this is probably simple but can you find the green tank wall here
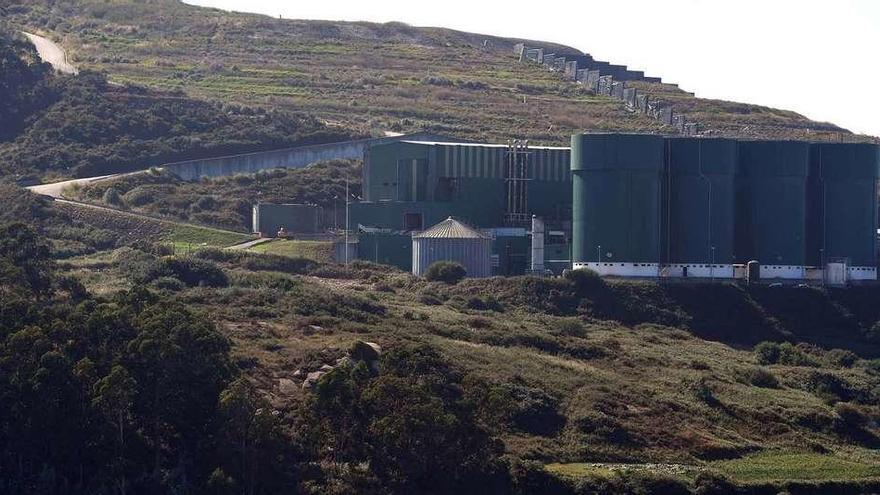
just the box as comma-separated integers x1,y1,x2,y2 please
664,138,738,264
810,143,880,267
571,133,666,263
736,140,810,265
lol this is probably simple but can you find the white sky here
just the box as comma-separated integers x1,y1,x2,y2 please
184,0,880,137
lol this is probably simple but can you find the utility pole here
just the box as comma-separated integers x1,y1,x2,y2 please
345,176,350,266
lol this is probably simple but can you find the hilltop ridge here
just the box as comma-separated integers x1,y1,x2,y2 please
5,0,866,145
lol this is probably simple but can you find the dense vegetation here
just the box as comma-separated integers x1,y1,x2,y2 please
5,0,863,145
71,159,361,231
0,26,357,180
3,176,880,492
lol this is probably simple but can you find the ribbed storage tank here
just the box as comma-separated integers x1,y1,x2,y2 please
412,217,492,278
571,133,666,275
810,143,880,274
737,140,810,275
664,138,738,274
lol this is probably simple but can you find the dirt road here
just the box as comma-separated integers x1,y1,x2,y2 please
27,174,121,199
22,32,78,75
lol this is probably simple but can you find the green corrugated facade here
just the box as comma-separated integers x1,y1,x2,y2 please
363,141,571,226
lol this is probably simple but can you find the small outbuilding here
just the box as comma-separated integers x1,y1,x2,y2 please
412,217,492,278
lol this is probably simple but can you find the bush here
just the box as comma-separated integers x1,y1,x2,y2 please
564,268,604,292
864,321,880,343
102,187,123,206
161,257,228,287
424,261,466,284
736,367,779,388
754,341,818,367
151,276,186,292
466,295,503,312
803,371,854,403
557,320,587,338
692,471,737,495
687,377,717,405
834,402,868,427
825,348,858,368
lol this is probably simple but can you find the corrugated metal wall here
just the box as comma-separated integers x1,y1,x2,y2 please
412,237,492,278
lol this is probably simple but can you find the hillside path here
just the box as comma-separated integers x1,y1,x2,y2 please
27,175,121,198
22,32,78,75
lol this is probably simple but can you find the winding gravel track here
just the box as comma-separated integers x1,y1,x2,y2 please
22,32,78,75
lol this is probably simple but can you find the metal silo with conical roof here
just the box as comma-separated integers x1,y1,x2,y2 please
412,217,492,278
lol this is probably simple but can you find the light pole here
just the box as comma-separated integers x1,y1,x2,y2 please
710,246,716,282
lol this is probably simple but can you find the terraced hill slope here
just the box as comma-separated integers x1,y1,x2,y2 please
6,0,870,145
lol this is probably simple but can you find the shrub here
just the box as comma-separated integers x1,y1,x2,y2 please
161,257,228,287
557,320,587,338
420,76,454,87
753,341,818,367
424,261,466,284
736,367,779,388
418,290,443,306
803,371,854,403
687,377,716,405
824,348,858,368
151,276,186,292
564,268,604,292
466,295,503,312
864,321,880,343
692,471,737,495
834,402,868,427
102,187,123,206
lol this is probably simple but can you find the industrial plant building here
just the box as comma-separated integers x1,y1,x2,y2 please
571,134,880,283
251,132,879,284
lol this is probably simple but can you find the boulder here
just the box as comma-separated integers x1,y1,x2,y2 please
302,370,327,389
319,364,334,372
350,341,382,362
278,378,297,394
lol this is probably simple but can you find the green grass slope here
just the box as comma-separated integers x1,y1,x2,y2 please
6,0,868,145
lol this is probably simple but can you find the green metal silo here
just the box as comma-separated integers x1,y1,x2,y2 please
736,140,811,270
571,133,665,274
664,138,738,269
810,143,879,272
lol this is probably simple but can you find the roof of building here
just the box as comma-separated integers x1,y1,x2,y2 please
400,140,570,151
412,217,490,239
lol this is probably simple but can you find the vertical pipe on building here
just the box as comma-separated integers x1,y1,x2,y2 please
531,215,545,274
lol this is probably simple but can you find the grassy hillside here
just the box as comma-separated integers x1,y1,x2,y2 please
0,26,357,180
6,0,866,146
59,242,880,490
